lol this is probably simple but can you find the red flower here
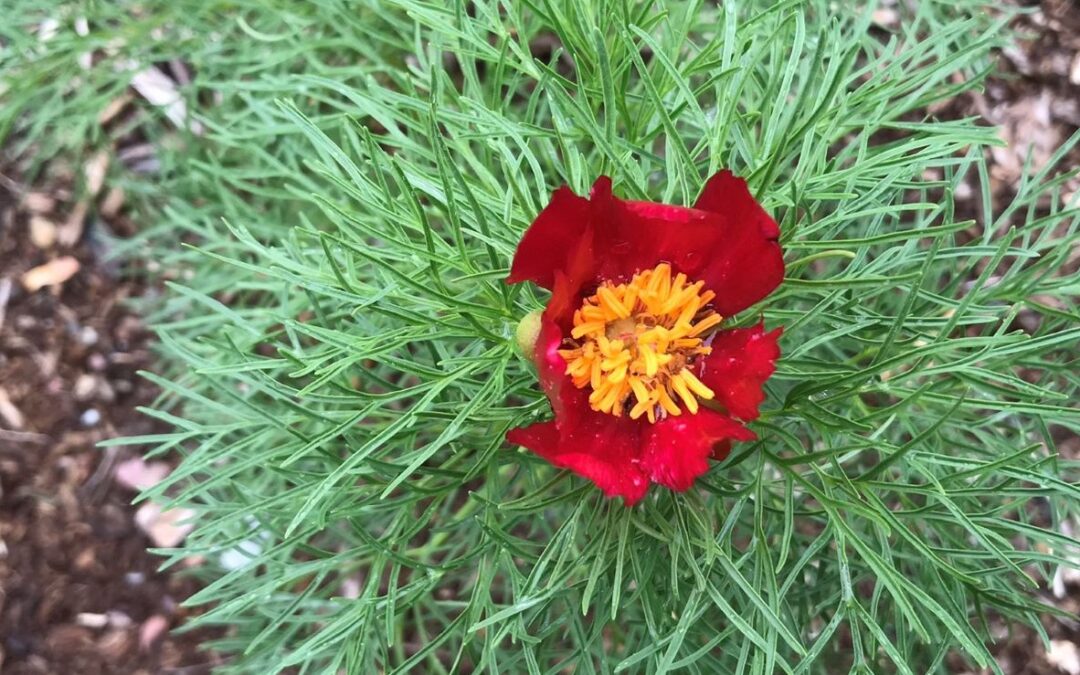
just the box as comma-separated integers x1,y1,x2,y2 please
506,171,784,505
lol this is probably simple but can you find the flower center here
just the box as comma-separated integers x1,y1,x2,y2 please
559,263,722,423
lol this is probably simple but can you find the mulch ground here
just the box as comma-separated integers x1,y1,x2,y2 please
0,1,1077,673
0,172,218,673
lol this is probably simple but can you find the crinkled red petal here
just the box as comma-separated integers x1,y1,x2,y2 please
513,412,648,505
588,177,725,286
507,186,592,290
691,170,785,317
699,323,782,421
583,173,783,317
641,408,756,491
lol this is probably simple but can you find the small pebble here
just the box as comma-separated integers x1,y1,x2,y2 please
125,571,146,586
106,611,133,629
1050,640,1080,675
78,326,99,346
74,374,97,401
80,408,101,427
161,595,177,614
97,380,116,403
87,353,107,371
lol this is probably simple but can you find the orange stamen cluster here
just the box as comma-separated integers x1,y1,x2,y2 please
559,263,722,423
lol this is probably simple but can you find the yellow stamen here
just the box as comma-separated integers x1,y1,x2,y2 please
656,387,682,416
670,373,699,414
639,343,659,377
559,263,723,422
688,313,722,337
572,321,606,339
597,286,630,319
680,368,715,399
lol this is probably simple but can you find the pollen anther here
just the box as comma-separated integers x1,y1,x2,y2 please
559,263,721,423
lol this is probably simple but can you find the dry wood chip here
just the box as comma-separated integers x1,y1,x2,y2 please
138,615,169,652
21,256,80,292
130,66,203,135
84,150,110,196
22,192,56,213
98,94,132,125
0,388,26,430
29,215,58,249
58,201,89,247
100,187,125,218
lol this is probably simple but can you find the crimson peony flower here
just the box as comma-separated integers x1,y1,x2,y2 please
506,171,784,505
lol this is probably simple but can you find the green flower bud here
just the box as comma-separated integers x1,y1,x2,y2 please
514,310,542,359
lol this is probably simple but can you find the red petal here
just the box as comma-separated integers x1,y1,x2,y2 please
641,408,756,491
544,246,594,329
533,319,572,417
694,170,778,237
506,420,560,456
692,170,784,317
506,404,649,505
507,186,592,290
588,177,725,285
528,420,648,504
699,323,782,421
584,172,783,316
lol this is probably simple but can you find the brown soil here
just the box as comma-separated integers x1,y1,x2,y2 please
0,172,218,673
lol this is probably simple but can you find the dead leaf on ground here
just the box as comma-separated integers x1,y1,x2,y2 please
990,89,1061,185
134,502,195,548
114,457,171,492
101,187,125,218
